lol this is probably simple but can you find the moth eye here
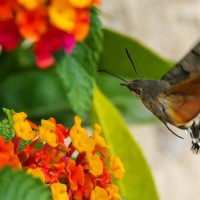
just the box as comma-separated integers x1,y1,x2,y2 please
135,88,142,95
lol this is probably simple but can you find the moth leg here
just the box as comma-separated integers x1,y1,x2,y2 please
163,123,184,139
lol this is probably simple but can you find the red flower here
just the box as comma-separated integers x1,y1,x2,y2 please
34,27,75,68
0,19,21,50
0,0,16,21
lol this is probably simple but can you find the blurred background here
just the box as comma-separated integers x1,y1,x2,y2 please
100,1,200,200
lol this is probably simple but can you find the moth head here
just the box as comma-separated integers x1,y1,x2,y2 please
123,78,168,93
121,81,142,96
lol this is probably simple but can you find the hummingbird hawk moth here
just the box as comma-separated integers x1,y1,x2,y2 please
99,42,200,153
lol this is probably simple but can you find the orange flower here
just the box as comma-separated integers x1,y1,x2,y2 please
0,110,124,200
93,0,101,4
0,0,16,21
73,174,94,200
74,9,90,41
66,159,84,191
0,136,22,169
16,6,48,41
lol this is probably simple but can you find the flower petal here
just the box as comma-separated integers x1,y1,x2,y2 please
0,19,21,50
39,119,57,147
51,183,69,200
90,186,109,200
13,112,37,140
48,0,76,32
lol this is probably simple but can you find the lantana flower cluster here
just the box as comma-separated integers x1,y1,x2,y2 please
0,110,125,200
0,0,100,68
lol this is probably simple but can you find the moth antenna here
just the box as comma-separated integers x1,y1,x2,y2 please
98,69,127,83
164,123,184,139
125,48,140,78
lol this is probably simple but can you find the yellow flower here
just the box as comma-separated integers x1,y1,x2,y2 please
70,116,95,152
93,124,110,157
90,186,109,200
108,157,125,180
17,0,45,10
48,0,76,32
27,167,45,183
38,119,57,147
69,0,92,8
50,183,69,200
85,152,103,176
107,185,121,200
13,112,37,140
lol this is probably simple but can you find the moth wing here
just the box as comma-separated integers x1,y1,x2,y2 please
163,74,200,126
164,95,200,126
162,42,200,85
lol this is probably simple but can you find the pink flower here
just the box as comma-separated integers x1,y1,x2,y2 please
34,27,75,69
0,19,21,50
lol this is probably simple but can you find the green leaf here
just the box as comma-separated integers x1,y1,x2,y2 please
97,29,174,123
0,69,75,126
0,166,51,200
98,29,173,79
3,108,14,126
91,86,159,200
0,108,32,151
55,54,95,118
55,7,103,118
0,44,35,80
0,119,14,142
0,108,15,142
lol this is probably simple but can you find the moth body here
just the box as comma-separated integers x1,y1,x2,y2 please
122,79,171,124
122,74,200,131
99,41,200,152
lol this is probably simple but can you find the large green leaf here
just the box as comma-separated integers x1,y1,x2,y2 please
0,167,51,200
91,86,159,200
0,69,75,126
98,29,173,79
55,7,103,118
97,29,174,123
